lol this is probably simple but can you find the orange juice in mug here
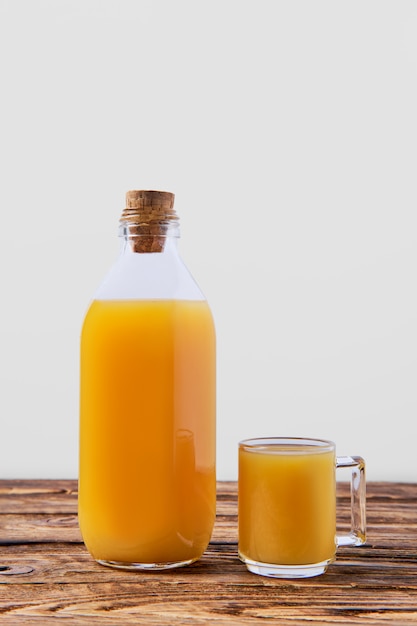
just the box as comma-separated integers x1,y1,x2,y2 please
238,437,366,578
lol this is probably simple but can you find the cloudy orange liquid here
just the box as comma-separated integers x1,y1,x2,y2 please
79,299,216,565
239,445,336,565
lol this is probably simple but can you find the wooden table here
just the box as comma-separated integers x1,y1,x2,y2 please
0,480,416,625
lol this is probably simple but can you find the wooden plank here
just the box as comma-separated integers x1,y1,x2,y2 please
1,483,416,546
0,480,78,514
1,578,417,625
0,541,416,585
0,512,416,547
1,480,416,515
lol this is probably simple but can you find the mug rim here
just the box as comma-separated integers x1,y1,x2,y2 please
239,436,336,454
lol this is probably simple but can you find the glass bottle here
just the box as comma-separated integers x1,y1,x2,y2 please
79,190,216,571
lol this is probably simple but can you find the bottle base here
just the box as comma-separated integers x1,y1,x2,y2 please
96,557,197,572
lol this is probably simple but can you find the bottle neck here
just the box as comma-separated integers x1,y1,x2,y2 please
94,219,204,301
119,219,180,254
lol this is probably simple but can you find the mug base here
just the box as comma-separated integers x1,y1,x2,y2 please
239,555,333,579
97,557,196,572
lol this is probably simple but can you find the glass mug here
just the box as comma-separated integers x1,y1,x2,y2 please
238,437,366,578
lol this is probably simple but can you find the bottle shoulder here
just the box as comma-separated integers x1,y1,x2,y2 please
93,250,206,301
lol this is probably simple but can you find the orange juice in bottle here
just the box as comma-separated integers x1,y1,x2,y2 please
79,191,216,570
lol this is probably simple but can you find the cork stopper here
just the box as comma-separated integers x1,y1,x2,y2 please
120,190,178,253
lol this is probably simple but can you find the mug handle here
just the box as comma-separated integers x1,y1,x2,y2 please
336,456,366,547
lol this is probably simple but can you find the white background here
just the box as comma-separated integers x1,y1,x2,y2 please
0,0,416,481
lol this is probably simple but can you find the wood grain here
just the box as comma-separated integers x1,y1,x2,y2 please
0,480,416,625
